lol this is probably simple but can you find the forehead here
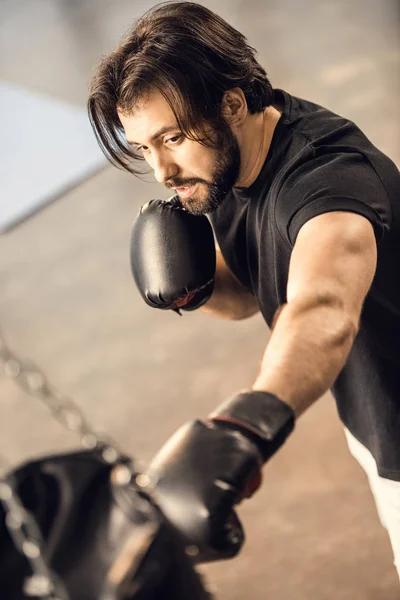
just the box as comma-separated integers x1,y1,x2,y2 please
118,90,177,142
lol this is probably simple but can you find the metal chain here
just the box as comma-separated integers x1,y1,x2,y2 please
0,330,130,465
0,463,69,599
0,329,215,598
0,329,146,598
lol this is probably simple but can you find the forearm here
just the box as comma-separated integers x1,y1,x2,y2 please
200,250,259,320
252,297,358,417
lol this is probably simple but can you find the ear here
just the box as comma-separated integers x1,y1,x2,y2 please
221,88,248,126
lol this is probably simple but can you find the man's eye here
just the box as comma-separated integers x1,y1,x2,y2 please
131,145,145,153
166,135,182,144
134,135,182,154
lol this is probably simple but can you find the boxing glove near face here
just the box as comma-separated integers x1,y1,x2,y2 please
130,198,216,312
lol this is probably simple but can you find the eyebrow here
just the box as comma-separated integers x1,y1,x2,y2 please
127,125,179,146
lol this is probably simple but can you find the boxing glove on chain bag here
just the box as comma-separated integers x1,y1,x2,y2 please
130,198,216,313
0,450,212,599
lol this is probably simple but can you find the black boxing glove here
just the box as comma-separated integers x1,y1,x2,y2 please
130,197,216,313
146,391,295,564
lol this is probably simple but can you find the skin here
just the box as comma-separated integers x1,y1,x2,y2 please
117,87,283,215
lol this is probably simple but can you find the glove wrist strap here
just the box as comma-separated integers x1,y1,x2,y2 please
209,391,295,463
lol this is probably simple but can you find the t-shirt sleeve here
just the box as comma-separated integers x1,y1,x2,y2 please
275,150,392,247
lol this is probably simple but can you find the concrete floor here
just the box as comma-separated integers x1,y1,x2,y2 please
0,1,399,598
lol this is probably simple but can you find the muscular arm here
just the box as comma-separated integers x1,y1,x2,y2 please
252,297,356,417
200,247,259,320
252,211,378,417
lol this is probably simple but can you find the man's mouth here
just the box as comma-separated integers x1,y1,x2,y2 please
174,184,197,199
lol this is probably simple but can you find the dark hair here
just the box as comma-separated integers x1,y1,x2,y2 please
88,1,274,176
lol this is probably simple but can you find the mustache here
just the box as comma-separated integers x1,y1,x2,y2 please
167,181,202,189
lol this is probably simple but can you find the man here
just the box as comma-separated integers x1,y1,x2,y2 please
88,1,400,579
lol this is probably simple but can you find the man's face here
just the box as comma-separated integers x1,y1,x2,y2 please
118,90,241,215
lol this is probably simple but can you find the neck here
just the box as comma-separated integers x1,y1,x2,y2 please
235,105,282,189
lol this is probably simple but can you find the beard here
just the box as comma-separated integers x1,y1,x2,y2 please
176,124,241,216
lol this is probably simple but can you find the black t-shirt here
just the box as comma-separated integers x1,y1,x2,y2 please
209,89,400,481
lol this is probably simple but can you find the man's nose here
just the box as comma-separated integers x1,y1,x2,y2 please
153,152,178,185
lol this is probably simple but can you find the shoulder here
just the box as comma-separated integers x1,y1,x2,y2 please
275,150,391,247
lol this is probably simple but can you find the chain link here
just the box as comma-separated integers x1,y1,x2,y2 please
0,468,69,599
0,330,127,463
0,329,138,598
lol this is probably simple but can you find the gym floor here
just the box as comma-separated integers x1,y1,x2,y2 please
0,1,399,598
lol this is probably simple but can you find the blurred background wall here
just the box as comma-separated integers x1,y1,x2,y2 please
0,1,399,598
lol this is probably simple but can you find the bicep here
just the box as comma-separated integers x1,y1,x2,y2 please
287,211,378,329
